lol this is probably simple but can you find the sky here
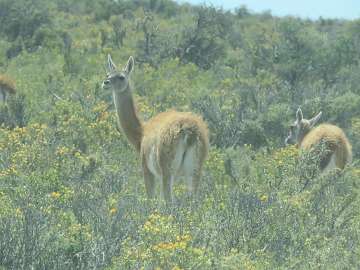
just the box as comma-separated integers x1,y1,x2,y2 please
176,0,360,20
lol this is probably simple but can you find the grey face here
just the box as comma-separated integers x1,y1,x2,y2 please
102,54,134,93
285,108,322,146
285,118,308,145
102,71,129,93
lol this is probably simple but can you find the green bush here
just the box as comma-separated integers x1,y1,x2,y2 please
0,1,360,269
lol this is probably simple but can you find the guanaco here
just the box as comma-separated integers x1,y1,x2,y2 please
285,108,352,172
102,55,209,202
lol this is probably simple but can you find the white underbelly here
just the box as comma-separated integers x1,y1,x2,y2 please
147,145,161,178
172,135,199,178
183,145,197,173
146,135,198,180
172,136,187,174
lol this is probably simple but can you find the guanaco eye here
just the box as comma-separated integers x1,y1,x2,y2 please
118,75,125,80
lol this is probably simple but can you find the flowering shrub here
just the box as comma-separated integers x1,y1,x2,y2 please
108,212,211,269
0,2,360,269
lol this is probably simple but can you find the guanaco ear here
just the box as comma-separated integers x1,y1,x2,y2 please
309,111,322,127
107,54,117,72
296,107,303,122
124,56,134,75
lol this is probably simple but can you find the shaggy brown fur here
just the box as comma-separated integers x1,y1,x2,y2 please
143,110,208,159
286,108,352,171
300,124,352,170
0,75,16,103
102,55,209,202
0,75,16,94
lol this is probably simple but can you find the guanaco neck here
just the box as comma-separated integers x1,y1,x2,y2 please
297,125,311,147
112,84,143,152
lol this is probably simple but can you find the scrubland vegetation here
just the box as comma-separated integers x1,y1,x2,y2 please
0,0,360,269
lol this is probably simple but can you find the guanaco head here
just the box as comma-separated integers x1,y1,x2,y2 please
102,54,134,93
285,108,322,146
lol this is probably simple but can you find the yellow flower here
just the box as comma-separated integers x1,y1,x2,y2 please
175,241,187,249
56,146,69,156
260,194,268,202
176,234,191,242
0,165,18,177
143,221,151,230
109,207,117,215
153,242,177,251
9,165,17,174
192,247,204,256
98,111,109,121
50,191,61,199
15,208,22,217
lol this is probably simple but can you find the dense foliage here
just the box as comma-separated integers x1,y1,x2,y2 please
0,0,359,269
